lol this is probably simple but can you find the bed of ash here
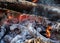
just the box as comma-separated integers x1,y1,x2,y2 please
0,14,60,43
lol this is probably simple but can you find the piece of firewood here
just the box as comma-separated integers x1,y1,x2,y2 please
0,1,60,18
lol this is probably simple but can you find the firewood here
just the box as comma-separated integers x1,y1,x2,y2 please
0,1,60,18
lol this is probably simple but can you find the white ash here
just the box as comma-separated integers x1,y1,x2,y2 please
16,40,24,43
0,39,5,43
55,23,60,30
0,26,6,39
10,24,19,30
11,35,25,43
4,35,12,42
0,16,60,43
36,27,42,32
20,29,33,39
52,22,60,31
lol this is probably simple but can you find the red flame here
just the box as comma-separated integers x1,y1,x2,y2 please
32,0,38,3
46,26,52,38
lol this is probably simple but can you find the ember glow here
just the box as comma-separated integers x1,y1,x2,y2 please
19,14,27,22
46,26,52,38
8,15,12,19
32,0,37,3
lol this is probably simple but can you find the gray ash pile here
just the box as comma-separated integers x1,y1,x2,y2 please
0,11,60,43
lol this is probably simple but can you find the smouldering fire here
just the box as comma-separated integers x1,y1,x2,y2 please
32,0,37,3
19,14,29,22
46,25,52,38
8,15,12,19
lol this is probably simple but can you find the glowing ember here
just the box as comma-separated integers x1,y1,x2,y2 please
8,16,12,19
19,14,27,22
32,0,37,3
46,25,52,38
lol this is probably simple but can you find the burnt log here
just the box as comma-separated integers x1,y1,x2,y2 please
0,1,60,18
0,1,35,13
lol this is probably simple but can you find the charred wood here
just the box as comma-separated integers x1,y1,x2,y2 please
0,1,60,19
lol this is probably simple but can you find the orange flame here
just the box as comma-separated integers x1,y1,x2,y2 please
46,26,52,38
32,0,37,3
